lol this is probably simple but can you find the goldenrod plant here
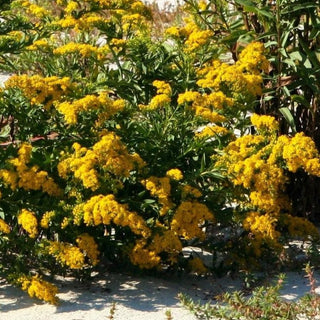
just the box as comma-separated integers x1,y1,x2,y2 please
0,0,320,304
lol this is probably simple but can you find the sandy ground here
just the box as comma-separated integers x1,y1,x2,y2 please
1,270,320,320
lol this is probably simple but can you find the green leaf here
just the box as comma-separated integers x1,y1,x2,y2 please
282,3,318,14
291,95,310,108
144,199,156,204
279,107,297,133
289,51,303,62
283,58,297,71
234,0,273,19
0,208,4,220
298,38,320,68
0,124,10,139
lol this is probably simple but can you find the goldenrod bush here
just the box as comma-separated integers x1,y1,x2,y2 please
0,0,320,304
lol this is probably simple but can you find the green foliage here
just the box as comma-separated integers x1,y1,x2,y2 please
179,270,320,320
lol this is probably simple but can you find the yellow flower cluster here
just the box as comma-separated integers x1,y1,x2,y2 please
140,80,172,110
64,0,79,13
181,184,202,199
19,275,59,305
58,132,145,190
251,113,279,133
171,201,214,240
0,143,62,196
197,60,263,99
129,239,160,269
77,194,151,237
54,9,106,31
21,0,50,18
54,0,150,34
185,29,213,52
121,12,148,33
283,214,320,241
0,218,10,234
53,42,105,58
142,176,173,216
0,31,26,50
40,211,56,229
165,18,213,53
5,74,71,109
153,80,172,96
243,211,280,240
196,125,230,139
130,229,182,269
26,38,51,51
282,132,320,175
219,132,290,213
237,42,270,74
218,114,320,255
177,90,229,123
60,217,70,229
17,209,38,238
76,233,100,266
166,168,183,181
55,92,125,124
189,42,267,116
177,91,201,105
48,241,85,269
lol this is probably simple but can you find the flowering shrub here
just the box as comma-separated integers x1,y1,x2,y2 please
0,0,320,304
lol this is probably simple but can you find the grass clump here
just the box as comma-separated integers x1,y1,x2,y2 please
179,264,320,320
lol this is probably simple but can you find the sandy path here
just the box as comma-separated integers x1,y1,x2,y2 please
1,270,320,320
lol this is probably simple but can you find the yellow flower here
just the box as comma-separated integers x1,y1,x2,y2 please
142,94,171,110
166,168,183,181
237,42,270,74
181,185,202,199
130,239,160,269
53,42,99,58
5,75,71,108
251,113,279,133
196,125,229,139
58,132,143,191
142,176,173,216
40,211,55,229
243,211,280,240
0,218,10,234
171,201,214,240
76,233,100,266
5,143,62,197
18,209,38,238
283,132,320,174
184,29,213,52
26,39,50,51
198,0,208,11
194,107,226,123
0,169,18,190
165,26,181,38
55,92,125,124
130,229,182,269
152,80,172,96
79,194,151,237
283,214,320,241
19,275,59,305
177,91,201,105
60,217,70,229
65,1,79,13
48,241,85,269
